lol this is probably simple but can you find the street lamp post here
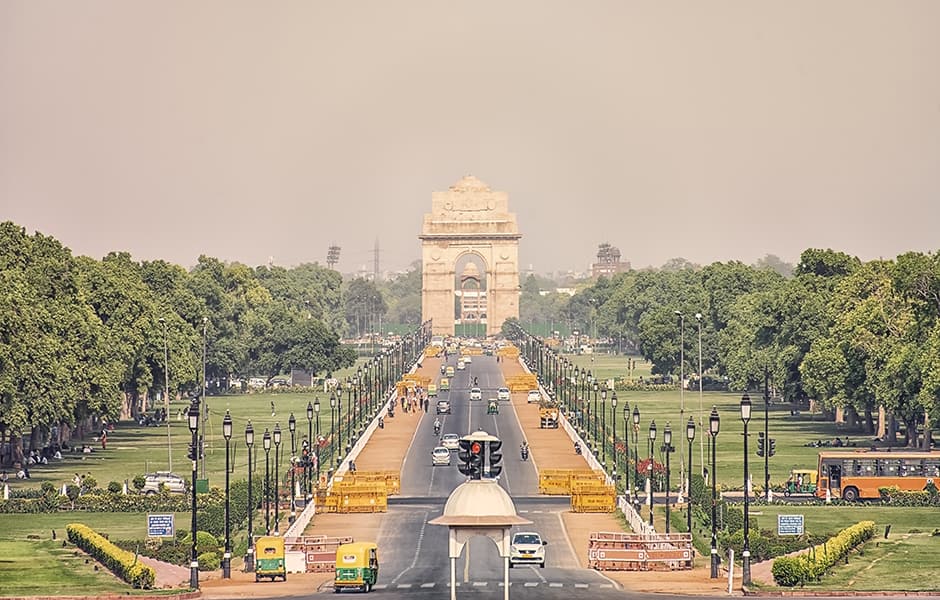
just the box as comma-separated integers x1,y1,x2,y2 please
221,411,233,579
611,393,618,487
288,414,296,524
315,398,321,483
273,424,282,534
648,420,656,528
330,394,337,470
201,317,208,478
632,406,640,503
696,313,705,478
263,429,271,535
159,317,171,471
741,393,753,586
601,386,608,467
675,310,685,498
686,417,695,534
592,380,599,451
664,423,672,534
621,401,629,496
709,407,720,579
305,402,313,500
245,421,255,572
187,399,200,590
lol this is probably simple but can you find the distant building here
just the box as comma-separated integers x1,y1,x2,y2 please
591,243,631,278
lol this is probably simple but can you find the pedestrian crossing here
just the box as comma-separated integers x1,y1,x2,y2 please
367,582,615,590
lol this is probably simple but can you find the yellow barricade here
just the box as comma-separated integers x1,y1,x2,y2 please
336,492,387,513
460,346,483,356
424,345,442,357
571,488,616,513
538,469,607,495
497,346,520,357
346,471,400,496
402,373,431,388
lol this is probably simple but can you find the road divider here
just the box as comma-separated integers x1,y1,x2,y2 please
587,531,693,571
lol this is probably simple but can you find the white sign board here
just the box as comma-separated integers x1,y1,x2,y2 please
777,514,804,536
147,513,175,538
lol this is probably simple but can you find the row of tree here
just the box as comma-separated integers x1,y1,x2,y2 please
0,222,368,464
515,249,940,448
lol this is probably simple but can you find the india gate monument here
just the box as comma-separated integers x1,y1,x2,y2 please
420,176,521,337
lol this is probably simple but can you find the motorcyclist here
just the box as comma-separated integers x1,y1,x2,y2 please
520,441,529,460
574,441,582,455
433,418,441,435
473,376,478,387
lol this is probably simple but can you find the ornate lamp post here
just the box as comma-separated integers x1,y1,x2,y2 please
675,310,686,491
741,393,753,585
664,422,672,534
305,401,313,500
686,417,695,533
611,392,618,485
262,428,271,535
288,413,296,524
573,366,581,432
222,411,233,579
709,406,720,579
621,400,629,495
187,399,200,590
632,406,640,503
245,421,255,572
601,386,608,466
330,393,337,468
345,378,353,454
314,398,322,483
648,420,656,527
592,379,599,450
273,423,282,534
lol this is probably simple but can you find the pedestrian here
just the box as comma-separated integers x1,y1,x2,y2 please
271,400,276,417
100,430,107,450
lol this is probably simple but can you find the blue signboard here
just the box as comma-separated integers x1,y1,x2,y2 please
147,513,175,538
777,514,804,536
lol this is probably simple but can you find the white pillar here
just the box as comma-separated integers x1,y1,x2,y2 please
503,555,509,600
2,484,8,500
450,556,457,600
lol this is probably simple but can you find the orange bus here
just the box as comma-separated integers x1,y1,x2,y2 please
816,450,940,501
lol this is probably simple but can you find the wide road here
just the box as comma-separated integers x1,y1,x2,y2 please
372,353,624,598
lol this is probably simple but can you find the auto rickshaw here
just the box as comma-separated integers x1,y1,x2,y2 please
439,378,450,391
254,535,286,582
487,399,499,415
334,541,379,593
784,468,818,496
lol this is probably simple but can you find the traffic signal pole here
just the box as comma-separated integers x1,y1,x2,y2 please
764,369,770,501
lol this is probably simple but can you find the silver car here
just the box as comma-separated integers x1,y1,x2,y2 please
141,472,186,494
497,387,511,401
469,387,482,401
431,446,451,466
441,433,460,450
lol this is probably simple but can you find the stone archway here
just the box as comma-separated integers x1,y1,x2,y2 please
420,176,521,336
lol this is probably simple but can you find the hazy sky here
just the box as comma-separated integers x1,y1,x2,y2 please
2,2,938,275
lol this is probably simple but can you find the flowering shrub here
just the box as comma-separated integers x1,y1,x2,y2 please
66,523,155,589
771,520,875,587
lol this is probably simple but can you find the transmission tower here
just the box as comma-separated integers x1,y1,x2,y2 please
327,244,341,269
373,238,380,282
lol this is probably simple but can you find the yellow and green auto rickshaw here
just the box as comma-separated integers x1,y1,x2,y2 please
254,535,286,582
487,399,499,415
334,541,379,593
439,378,450,391
784,468,818,496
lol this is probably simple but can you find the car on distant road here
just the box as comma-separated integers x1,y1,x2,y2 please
469,387,482,401
428,384,438,397
431,446,451,466
436,399,451,415
446,366,455,377
527,390,541,403
497,387,511,401
441,433,460,450
509,531,547,568
457,359,466,370
142,472,186,494
463,355,472,364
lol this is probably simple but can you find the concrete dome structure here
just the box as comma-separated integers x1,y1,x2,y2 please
429,479,531,527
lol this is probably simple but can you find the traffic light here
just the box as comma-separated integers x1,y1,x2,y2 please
457,439,483,479
487,440,503,478
187,441,198,461
769,438,776,457
757,431,765,457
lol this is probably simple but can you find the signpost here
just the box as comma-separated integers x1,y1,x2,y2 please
777,514,804,536
147,513,176,538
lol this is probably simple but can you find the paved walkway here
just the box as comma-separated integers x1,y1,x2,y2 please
137,555,189,589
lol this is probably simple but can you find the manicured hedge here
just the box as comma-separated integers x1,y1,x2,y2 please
66,523,156,589
878,486,940,506
771,520,875,587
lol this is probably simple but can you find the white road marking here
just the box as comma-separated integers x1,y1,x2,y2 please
549,582,563,587
473,581,487,587
373,584,387,589
575,583,589,588
397,583,412,588
524,582,539,587
420,582,435,588
390,510,429,583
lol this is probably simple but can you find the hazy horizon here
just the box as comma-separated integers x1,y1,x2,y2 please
2,2,938,274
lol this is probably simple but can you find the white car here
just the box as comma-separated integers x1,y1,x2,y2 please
497,387,510,401
432,446,451,466
469,387,482,401
463,355,472,364
141,472,186,494
509,531,547,568
527,390,541,403
457,359,466,370
441,433,460,450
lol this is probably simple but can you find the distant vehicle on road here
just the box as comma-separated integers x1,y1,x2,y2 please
509,531,547,568
527,390,541,403
432,446,451,466
816,450,940,501
497,387,511,401
439,378,450,391
436,399,451,415
446,366,455,377
469,387,482,401
141,472,186,494
428,384,438,397
457,359,466,371
441,433,460,450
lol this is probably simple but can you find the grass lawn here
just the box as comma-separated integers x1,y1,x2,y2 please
6,360,378,495
0,539,139,597
747,505,940,536
802,533,940,591
561,353,873,489
0,512,191,542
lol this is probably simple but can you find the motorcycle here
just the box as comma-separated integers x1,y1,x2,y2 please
574,442,582,455
520,446,529,461
433,423,441,436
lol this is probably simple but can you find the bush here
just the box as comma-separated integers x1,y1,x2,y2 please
197,551,220,571
107,481,122,494
181,530,220,556
66,523,155,589
771,521,875,586
132,474,146,492
878,486,940,506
